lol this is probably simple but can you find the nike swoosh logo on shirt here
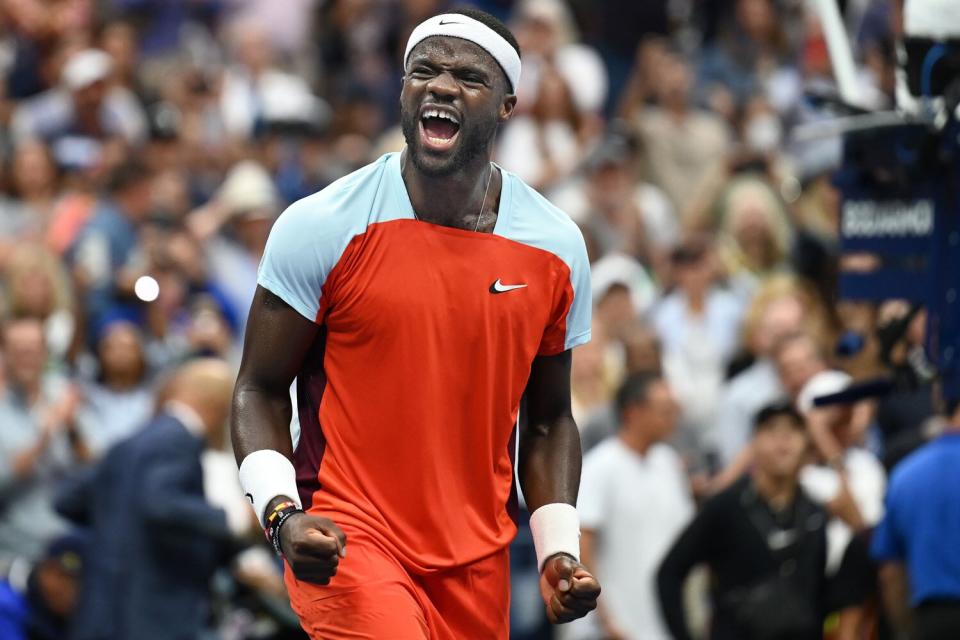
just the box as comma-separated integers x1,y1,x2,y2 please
490,279,528,294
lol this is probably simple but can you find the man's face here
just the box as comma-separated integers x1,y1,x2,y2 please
73,80,107,114
753,417,808,480
98,322,143,381
587,163,632,210
37,562,79,619
400,36,515,176
626,380,679,442
775,338,822,399
656,54,692,106
754,296,804,356
596,285,635,340
674,256,711,296
3,320,46,389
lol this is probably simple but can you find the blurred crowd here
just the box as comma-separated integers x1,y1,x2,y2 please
0,0,955,639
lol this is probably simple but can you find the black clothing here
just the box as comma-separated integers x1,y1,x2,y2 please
55,413,233,640
657,476,829,640
915,600,960,640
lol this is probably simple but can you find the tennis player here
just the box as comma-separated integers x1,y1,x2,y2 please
232,8,600,638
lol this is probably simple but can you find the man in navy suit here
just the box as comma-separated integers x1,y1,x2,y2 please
56,359,236,640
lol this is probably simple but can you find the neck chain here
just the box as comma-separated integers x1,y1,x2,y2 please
402,154,495,232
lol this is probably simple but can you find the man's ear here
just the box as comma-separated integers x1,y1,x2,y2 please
499,94,518,123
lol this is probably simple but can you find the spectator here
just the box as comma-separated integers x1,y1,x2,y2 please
574,0,670,112
571,319,617,428
575,372,693,639
797,372,886,557
591,255,655,338
67,161,153,339
11,48,147,169
625,45,730,217
773,331,831,402
2,244,77,364
511,0,608,120
220,21,323,144
653,238,743,460
711,284,804,470
56,358,235,640
622,321,662,376
715,176,794,303
74,318,153,457
0,533,86,640
550,131,679,269
797,372,886,640
871,406,960,640
0,318,88,564
495,60,587,192
697,0,801,116
187,160,279,336
0,141,62,258
658,403,830,640
498,0,607,191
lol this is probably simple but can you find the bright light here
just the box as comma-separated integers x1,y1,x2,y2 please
134,275,160,302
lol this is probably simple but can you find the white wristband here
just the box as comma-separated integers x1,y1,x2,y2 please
529,503,581,572
238,449,302,527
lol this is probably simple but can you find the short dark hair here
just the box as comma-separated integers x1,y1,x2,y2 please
107,161,151,194
753,401,805,433
615,371,663,420
448,6,520,92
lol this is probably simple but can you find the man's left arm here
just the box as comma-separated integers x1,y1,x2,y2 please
519,349,600,624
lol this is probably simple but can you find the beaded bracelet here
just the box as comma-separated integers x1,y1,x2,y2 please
264,500,302,556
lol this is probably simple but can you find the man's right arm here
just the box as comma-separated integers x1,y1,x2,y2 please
232,286,315,465
232,285,346,584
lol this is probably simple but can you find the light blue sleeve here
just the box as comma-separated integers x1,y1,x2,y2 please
257,196,346,323
256,154,406,323
563,230,592,351
501,175,592,354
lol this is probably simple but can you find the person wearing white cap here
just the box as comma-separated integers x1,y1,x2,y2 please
190,160,281,337
232,7,599,639
10,48,147,165
797,370,887,640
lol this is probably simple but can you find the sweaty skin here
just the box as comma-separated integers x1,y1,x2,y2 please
231,31,599,624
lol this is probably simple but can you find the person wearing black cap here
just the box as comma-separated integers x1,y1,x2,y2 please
0,533,86,640
657,403,830,640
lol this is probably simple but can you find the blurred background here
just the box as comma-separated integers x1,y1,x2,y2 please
0,0,948,639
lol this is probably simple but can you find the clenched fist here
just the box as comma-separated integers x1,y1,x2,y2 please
279,513,347,585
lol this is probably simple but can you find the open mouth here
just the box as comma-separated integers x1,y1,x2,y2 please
419,107,461,152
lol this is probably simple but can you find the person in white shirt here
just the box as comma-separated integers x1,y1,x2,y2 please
574,372,695,640
797,370,886,640
653,239,743,461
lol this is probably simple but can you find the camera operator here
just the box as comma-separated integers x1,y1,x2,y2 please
657,403,829,640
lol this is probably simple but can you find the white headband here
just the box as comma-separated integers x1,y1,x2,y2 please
404,13,521,93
